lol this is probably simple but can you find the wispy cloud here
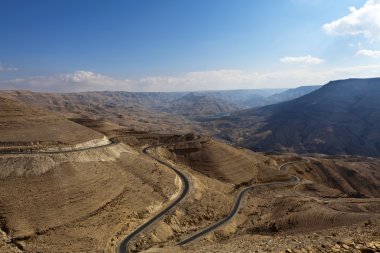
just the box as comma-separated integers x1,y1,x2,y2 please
356,49,380,58
1,66,380,92
0,63,18,72
280,55,325,64
0,71,132,92
323,0,380,41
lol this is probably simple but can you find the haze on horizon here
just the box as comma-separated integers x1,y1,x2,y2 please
1,0,380,92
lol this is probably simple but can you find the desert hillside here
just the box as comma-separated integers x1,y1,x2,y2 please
206,78,380,157
163,93,241,119
0,139,181,253
0,114,379,253
0,87,319,135
0,91,203,134
2,1,380,252
0,96,106,151
160,138,286,184
117,135,380,253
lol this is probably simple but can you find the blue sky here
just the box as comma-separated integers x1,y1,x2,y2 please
1,0,380,92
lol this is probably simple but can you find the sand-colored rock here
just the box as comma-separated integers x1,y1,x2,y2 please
0,138,181,252
0,95,106,151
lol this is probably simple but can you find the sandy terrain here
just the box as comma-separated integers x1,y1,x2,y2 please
0,96,106,151
0,140,182,252
0,102,379,253
0,90,203,134
182,217,380,253
120,137,380,253
161,138,288,184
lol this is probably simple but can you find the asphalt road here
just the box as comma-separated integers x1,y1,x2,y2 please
177,159,304,245
279,158,309,172
115,147,302,251
0,136,301,251
116,146,191,253
177,176,300,246
0,138,118,155
0,135,191,253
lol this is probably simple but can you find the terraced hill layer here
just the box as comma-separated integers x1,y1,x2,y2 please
0,142,180,252
159,138,287,185
125,137,380,253
0,90,202,134
0,96,105,150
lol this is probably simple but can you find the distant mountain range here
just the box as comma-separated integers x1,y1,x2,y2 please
207,78,380,157
1,86,318,121
2,79,379,157
188,86,321,111
162,92,241,119
265,85,322,104
193,89,286,108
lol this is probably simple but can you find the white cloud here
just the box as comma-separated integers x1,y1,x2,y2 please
348,42,362,48
135,65,380,91
0,71,133,92
138,70,262,91
1,66,380,92
280,55,325,64
323,0,380,41
348,6,357,12
356,49,380,58
0,63,18,72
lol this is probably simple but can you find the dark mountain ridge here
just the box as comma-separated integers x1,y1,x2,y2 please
213,78,380,157
266,85,322,104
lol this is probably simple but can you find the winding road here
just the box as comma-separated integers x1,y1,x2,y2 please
116,143,302,252
176,158,303,246
0,136,191,253
116,146,191,253
279,158,310,172
177,176,299,246
0,136,302,252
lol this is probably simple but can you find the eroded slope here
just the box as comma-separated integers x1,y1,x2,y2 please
0,96,105,151
0,140,180,252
